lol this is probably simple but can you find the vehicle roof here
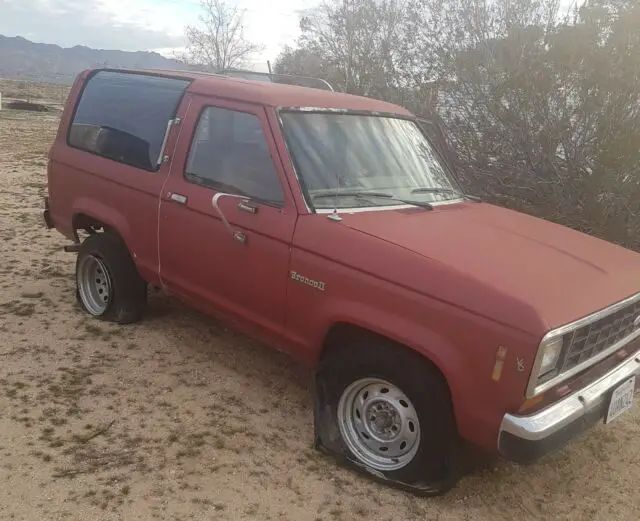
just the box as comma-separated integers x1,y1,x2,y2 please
93,68,413,116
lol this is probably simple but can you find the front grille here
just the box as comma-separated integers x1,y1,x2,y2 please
561,300,640,372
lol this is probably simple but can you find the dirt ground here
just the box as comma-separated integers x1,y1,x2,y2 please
0,107,638,521
0,78,70,108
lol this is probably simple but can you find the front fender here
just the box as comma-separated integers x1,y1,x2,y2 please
317,300,468,391
306,298,480,437
296,291,534,451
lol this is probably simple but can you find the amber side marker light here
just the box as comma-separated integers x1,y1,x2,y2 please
518,394,545,413
491,346,508,381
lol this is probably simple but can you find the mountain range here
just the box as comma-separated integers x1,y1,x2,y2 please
0,35,190,84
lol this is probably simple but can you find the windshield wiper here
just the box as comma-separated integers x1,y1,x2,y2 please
410,187,482,202
312,190,433,210
312,190,393,199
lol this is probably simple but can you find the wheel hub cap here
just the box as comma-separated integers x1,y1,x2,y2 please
77,254,112,316
368,401,400,439
337,378,421,471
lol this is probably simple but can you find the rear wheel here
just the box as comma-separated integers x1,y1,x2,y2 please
323,338,457,485
75,233,147,324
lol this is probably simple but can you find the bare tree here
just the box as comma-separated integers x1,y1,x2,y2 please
277,0,640,250
185,0,264,71
276,0,414,98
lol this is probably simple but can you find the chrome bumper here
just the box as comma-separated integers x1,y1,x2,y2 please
498,349,640,463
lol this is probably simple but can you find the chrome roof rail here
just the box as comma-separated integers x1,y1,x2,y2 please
218,68,334,91
94,66,335,92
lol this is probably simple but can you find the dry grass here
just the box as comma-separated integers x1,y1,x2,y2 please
0,78,70,109
0,107,638,521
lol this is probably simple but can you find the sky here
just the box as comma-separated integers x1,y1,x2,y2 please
0,0,319,71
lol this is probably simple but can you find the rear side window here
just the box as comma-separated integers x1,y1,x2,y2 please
68,71,190,171
185,107,285,205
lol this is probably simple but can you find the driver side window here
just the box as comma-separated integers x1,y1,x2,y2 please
185,106,285,205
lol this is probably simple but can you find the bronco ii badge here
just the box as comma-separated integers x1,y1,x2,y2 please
290,271,327,292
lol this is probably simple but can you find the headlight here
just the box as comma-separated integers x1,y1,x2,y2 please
538,336,563,377
526,335,565,398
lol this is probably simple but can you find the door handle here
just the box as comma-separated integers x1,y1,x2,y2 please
167,192,187,204
238,201,258,215
212,192,251,245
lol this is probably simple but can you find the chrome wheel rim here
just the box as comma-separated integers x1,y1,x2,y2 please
337,377,421,471
77,254,112,316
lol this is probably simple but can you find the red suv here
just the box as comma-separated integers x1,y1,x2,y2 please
44,68,640,494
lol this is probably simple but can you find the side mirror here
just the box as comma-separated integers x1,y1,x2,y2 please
211,192,250,244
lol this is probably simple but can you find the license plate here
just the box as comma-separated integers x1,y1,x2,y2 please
605,376,636,424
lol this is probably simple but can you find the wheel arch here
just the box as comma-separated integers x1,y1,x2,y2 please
318,321,456,403
72,212,110,238
70,197,133,249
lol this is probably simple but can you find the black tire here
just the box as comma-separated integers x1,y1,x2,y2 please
75,232,147,324
321,338,457,485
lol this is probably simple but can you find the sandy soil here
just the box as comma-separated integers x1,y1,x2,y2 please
0,107,638,521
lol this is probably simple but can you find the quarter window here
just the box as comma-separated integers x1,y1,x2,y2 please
185,107,285,205
68,71,190,171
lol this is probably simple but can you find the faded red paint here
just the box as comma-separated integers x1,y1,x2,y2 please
46,68,640,455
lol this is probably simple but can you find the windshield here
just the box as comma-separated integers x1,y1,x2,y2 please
279,111,461,210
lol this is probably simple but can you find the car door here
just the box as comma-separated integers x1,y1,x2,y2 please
158,95,297,339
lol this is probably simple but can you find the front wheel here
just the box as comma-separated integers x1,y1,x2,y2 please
337,377,422,473
321,339,458,487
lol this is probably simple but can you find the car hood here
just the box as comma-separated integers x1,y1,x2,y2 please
338,202,640,333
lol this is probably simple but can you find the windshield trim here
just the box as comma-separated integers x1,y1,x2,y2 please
315,197,465,214
275,109,313,214
276,108,463,214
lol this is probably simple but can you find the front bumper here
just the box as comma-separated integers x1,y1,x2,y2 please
498,348,640,463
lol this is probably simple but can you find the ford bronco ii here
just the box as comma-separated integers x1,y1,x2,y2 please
43,68,640,494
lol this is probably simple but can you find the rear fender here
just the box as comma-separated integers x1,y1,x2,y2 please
71,197,133,251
